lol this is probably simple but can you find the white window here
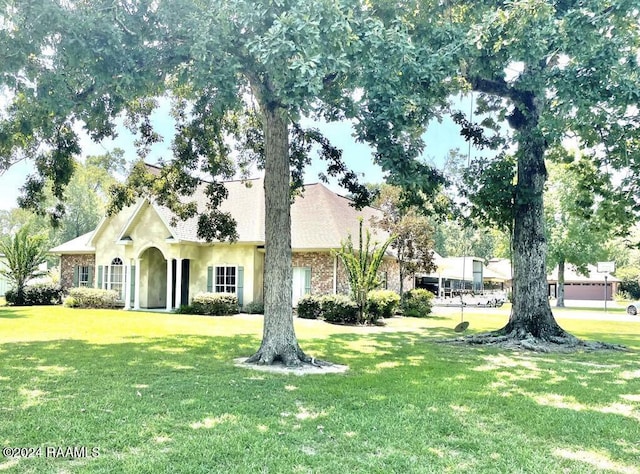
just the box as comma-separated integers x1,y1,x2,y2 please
215,266,236,293
79,266,90,287
109,257,124,298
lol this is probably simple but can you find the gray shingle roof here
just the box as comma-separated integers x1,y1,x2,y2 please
50,179,391,252
49,231,95,254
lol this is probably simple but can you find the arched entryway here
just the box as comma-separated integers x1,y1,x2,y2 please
128,247,191,311
140,247,168,309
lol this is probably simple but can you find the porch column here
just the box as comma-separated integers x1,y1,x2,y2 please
333,255,338,295
123,264,131,310
134,259,141,310
174,258,183,309
166,258,173,311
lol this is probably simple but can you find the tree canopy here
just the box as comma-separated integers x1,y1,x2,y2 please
3,0,638,353
416,0,640,346
1,0,449,365
545,151,629,306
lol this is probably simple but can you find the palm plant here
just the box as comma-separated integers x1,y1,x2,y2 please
0,226,48,303
334,219,395,324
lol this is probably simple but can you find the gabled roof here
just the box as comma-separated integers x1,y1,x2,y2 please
116,198,178,242
291,183,388,250
152,178,265,243
49,231,95,254
48,178,391,252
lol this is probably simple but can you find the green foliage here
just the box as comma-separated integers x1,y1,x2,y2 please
5,282,63,306
615,267,640,300
461,154,516,233
372,184,437,295
1,0,452,363
545,158,616,306
242,301,264,315
64,288,120,309
319,295,359,325
367,290,400,321
334,219,395,324
297,292,376,324
0,226,48,297
188,293,239,316
55,153,124,243
296,295,322,320
401,289,434,318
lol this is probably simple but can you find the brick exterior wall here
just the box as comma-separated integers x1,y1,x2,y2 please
292,251,412,296
292,252,338,295
60,254,95,291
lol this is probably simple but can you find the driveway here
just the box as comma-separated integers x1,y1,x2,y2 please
432,300,640,324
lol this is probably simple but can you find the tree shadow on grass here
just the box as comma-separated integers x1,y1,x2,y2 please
0,307,28,319
1,331,639,473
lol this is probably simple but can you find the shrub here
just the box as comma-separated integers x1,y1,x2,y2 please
5,283,63,306
401,289,434,318
367,290,400,322
4,288,22,306
190,293,239,316
616,267,640,300
321,294,359,324
64,287,120,309
174,304,199,315
297,295,322,319
243,301,264,314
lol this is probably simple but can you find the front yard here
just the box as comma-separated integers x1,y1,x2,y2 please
1,305,639,473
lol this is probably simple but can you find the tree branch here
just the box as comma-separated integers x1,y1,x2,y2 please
469,76,534,110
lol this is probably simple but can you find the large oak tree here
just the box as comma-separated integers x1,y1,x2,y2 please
1,0,447,365
427,0,640,345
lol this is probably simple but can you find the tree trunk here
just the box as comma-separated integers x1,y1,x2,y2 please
500,102,569,341
245,103,314,366
556,259,565,308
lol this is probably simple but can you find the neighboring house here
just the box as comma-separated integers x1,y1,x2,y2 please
484,258,513,292
415,255,486,297
547,264,620,301
50,176,408,310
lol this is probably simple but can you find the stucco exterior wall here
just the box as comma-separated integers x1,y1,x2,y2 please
70,197,410,309
189,243,262,304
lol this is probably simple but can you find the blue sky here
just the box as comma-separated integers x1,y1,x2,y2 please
0,97,472,211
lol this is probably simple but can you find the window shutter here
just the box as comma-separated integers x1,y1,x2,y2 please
130,265,136,306
304,268,312,294
207,266,213,293
97,265,103,289
88,266,94,286
237,266,244,307
73,266,79,287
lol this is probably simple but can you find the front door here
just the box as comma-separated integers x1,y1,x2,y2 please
181,259,190,305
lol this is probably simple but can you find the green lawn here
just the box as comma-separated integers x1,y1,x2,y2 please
1,305,639,473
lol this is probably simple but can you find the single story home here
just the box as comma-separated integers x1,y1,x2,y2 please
415,255,618,302
415,255,485,297
547,264,620,301
50,174,409,311
484,258,513,292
